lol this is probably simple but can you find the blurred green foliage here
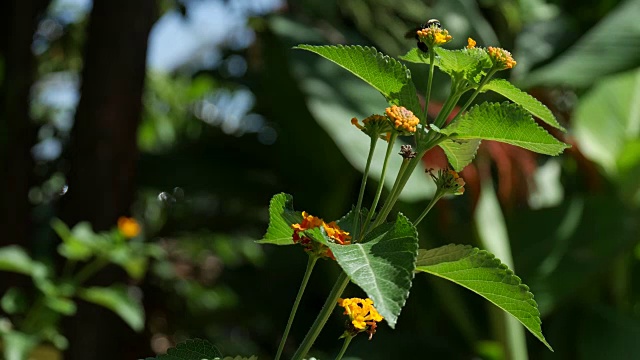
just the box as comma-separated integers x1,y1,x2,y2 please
2,0,640,358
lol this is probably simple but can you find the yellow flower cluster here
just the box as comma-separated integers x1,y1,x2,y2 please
487,46,517,70
338,297,384,339
291,211,351,259
385,105,420,134
117,217,140,238
416,27,452,47
466,37,476,49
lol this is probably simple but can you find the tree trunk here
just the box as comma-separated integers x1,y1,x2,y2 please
61,0,155,358
0,0,50,247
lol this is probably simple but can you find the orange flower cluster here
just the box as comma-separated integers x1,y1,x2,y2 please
291,211,351,259
338,297,384,339
385,105,419,134
487,46,517,70
117,217,140,238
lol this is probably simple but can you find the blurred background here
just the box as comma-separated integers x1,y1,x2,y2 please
1,0,639,359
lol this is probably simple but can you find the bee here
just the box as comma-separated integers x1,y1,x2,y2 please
404,18,442,52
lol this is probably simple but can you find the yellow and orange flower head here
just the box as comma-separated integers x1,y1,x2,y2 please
117,217,141,238
487,46,516,70
427,168,466,196
466,37,477,49
291,211,351,260
385,105,420,134
416,26,452,48
338,297,384,339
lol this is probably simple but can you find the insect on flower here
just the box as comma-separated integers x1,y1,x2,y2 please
404,18,442,52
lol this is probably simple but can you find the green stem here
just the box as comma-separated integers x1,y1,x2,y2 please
360,133,397,239
446,68,498,127
419,49,437,143
352,136,378,240
275,256,318,360
335,335,354,360
73,257,109,285
292,272,350,360
370,158,410,229
433,83,463,129
414,191,444,226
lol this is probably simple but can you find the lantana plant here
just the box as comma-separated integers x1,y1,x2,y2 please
145,20,568,360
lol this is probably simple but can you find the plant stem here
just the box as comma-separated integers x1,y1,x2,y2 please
352,136,378,240
419,49,437,143
359,133,397,239
433,82,463,129
446,68,497,127
334,335,353,360
369,158,410,230
292,272,350,360
275,256,318,360
414,191,444,226
73,257,109,285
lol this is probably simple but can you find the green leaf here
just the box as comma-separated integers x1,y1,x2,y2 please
257,193,301,245
78,285,145,332
441,102,569,155
399,48,438,65
439,139,482,171
434,48,490,83
328,213,418,328
1,331,39,360
415,244,552,351
400,47,490,84
1,288,28,315
0,246,48,279
44,295,77,316
295,44,422,118
145,338,223,360
482,79,565,131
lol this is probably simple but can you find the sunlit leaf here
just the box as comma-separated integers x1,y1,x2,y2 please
400,47,490,83
257,193,301,245
441,102,569,155
328,213,418,328
295,44,422,118
416,244,552,350
482,79,565,131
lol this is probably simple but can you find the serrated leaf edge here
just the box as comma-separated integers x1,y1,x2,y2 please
445,102,569,156
416,244,552,351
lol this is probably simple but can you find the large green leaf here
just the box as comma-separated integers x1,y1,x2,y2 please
439,138,482,171
295,44,422,118
328,213,418,328
441,102,569,155
78,285,145,332
143,339,223,360
415,244,552,350
482,79,565,131
257,193,301,245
